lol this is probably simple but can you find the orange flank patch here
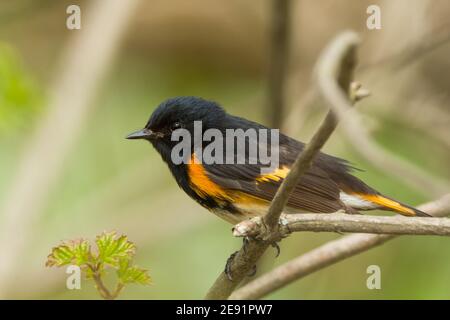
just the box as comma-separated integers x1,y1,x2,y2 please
256,167,290,183
357,194,415,216
187,154,233,201
187,154,270,210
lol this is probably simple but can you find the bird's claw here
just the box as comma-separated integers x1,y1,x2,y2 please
242,237,250,254
226,223,281,281
247,264,257,277
224,238,260,281
271,241,281,257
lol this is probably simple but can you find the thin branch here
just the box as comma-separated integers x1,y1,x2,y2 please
229,194,450,300
88,263,124,300
112,282,125,299
92,273,114,300
267,0,291,128
234,209,450,238
204,31,360,300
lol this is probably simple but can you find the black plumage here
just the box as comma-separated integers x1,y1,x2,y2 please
127,96,429,219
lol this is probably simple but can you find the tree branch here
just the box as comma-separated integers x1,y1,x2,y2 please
234,205,450,238
229,194,450,299
204,31,360,300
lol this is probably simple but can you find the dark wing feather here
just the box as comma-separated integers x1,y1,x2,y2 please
200,115,377,213
202,127,350,213
204,161,344,213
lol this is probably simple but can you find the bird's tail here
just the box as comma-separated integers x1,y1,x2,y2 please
359,193,431,217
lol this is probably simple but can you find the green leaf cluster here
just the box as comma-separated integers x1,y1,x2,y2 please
46,231,151,295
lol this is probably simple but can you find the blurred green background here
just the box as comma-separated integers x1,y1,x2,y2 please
0,0,449,299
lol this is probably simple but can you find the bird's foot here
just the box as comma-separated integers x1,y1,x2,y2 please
224,239,260,281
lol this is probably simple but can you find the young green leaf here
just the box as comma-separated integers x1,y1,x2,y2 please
117,258,151,285
95,231,136,267
46,231,150,299
72,239,91,265
45,245,74,267
45,239,90,267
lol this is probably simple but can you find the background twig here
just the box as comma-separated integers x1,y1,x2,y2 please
281,24,450,197
267,0,291,128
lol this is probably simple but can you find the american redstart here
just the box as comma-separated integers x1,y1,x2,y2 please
127,96,429,224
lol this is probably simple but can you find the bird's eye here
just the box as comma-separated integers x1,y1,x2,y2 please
171,122,181,131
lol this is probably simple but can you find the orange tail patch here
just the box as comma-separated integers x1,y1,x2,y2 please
358,194,416,216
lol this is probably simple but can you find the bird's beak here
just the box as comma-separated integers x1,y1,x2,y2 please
126,128,155,140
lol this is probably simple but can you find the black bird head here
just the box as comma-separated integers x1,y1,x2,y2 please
126,96,226,164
